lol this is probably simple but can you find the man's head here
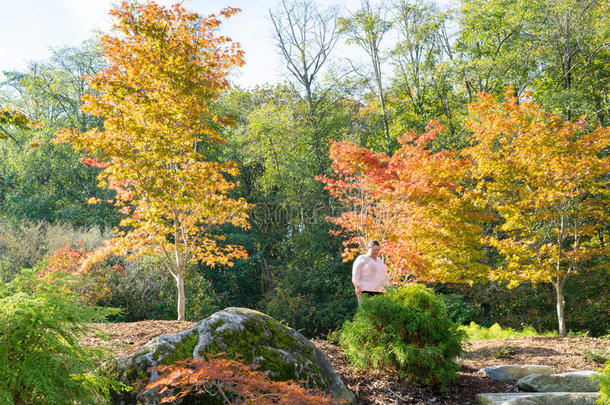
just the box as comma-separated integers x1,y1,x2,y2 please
368,240,380,257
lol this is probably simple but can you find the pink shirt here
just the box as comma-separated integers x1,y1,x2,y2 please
352,254,390,293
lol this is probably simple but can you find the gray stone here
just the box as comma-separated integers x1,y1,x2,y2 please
517,370,599,392
103,307,357,404
476,392,600,405
481,365,554,383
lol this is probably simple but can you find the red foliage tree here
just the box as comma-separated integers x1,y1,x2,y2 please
318,121,492,284
37,242,120,305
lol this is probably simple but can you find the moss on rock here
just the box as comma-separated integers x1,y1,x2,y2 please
109,307,357,405
158,331,198,365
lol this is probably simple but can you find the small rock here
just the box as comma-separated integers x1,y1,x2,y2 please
481,365,554,383
517,370,599,392
476,392,600,405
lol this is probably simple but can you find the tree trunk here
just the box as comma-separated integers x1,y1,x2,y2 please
372,47,391,153
12,392,26,405
261,258,274,292
554,278,567,337
176,270,186,321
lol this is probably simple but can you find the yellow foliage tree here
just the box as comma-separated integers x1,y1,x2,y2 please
464,89,610,336
55,2,250,320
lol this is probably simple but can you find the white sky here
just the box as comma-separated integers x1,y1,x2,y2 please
0,0,456,89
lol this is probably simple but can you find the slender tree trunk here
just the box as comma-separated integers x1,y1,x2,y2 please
554,213,566,337
176,270,186,321
172,216,188,321
372,47,391,153
261,258,274,292
554,277,567,337
12,393,26,405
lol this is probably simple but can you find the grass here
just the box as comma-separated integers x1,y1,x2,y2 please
459,322,558,340
491,344,516,358
582,348,610,364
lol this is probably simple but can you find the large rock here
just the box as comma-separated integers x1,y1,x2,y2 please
517,370,599,392
481,365,554,383
476,392,600,405
103,307,357,404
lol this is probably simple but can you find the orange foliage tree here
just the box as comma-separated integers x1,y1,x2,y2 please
55,2,250,320
464,89,610,336
37,242,119,305
318,121,492,284
144,356,336,404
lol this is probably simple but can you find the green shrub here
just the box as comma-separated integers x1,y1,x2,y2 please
439,293,476,324
459,322,557,340
326,327,342,345
492,345,515,359
0,268,123,404
594,361,610,405
340,284,465,391
0,219,111,283
583,349,610,364
430,270,610,337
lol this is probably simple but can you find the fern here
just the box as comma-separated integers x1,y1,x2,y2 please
0,268,123,404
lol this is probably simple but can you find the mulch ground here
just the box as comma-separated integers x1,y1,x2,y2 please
85,321,609,404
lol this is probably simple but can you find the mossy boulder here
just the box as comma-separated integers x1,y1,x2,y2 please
105,307,357,404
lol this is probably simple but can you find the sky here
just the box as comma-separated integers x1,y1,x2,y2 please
0,0,456,89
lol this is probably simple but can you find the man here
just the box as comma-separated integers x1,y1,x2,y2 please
352,240,391,305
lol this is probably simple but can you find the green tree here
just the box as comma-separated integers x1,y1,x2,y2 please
389,0,467,149
0,42,117,228
338,0,393,152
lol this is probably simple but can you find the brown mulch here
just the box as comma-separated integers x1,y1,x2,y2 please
84,320,196,357
84,321,609,404
312,337,609,405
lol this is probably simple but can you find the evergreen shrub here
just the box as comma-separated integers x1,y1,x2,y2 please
340,284,465,390
0,268,123,404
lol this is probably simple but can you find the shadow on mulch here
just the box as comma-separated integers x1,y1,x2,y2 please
468,346,561,359
312,339,515,405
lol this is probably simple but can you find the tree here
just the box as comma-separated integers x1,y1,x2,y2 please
464,88,610,336
0,108,39,144
0,42,116,228
455,0,609,126
389,0,465,145
319,121,491,284
338,0,393,152
454,0,540,101
530,0,609,124
269,0,340,179
55,2,250,321
269,0,339,112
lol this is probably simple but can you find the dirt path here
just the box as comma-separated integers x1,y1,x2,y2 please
85,321,609,404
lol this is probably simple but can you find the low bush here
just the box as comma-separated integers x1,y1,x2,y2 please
459,322,557,340
0,219,111,282
144,355,335,404
0,268,123,404
340,284,464,391
582,349,610,365
594,361,610,405
431,270,610,337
